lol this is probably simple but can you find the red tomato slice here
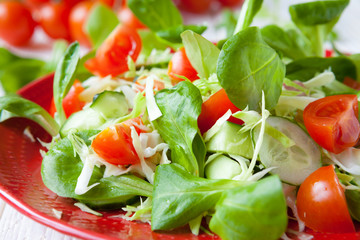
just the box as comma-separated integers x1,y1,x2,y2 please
91,117,145,165
303,95,360,154
0,2,36,46
296,165,355,233
198,88,243,134
168,47,198,84
49,80,86,118
85,24,142,77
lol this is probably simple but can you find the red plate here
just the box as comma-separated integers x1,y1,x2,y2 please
0,75,360,240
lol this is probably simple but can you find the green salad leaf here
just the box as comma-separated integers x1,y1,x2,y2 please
181,30,220,79
217,27,285,112
209,175,287,240
0,95,59,136
234,0,263,34
348,53,360,81
289,0,349,56
261,25,311,60
85,3,119,48
345,190,360,222
286,56,357,82
153,81,205,176
0,48,47,93
53,42,80,125
127,0,182,32
157,25,207,43
151,164,244,231
41,130,153,208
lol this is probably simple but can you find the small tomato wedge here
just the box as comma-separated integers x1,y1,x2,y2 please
303,94,360,154
49,80,86,118
85,24,142,77
198,88,243,134
168,47,198,84
296,165,355,233
91,117,145,165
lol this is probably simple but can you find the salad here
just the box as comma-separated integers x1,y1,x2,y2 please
1,0,360,239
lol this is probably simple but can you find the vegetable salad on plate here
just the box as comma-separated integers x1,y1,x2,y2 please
2,0,360,239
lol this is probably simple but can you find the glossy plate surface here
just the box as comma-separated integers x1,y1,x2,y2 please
0,75,359,240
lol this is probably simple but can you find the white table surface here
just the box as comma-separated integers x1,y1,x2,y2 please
1,1,360,239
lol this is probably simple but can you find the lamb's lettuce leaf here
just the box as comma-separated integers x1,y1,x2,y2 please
261,25,311,60
289,0,349,56
217,27,285,112
53,42,80,125
181,30,220,79
85,3,119,48
127,0,205,43
41,130,153,208
233,0,263,34
151,164,244,230
209,175,287,240
0,95,59,136
153,81,205,177
286,56,357,82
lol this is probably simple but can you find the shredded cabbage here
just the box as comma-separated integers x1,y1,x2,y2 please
203,110,232,142
52,209,63,219
74,203,103,216
130,126,155,184
145,75,163,121
121,197,152,224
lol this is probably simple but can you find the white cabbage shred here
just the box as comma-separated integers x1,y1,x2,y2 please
23,127,35,142
52,209,63,219
74,203,103,216
145,75,163,121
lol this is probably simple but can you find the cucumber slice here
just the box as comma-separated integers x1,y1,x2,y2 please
254,116,321,185
206,121,253,159
60,108,105,137
91,91,129,119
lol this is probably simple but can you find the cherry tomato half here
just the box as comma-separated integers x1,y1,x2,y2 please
91,117,145,165
296,165,355,233
303,95,360,154
85,24,142,77
198,88,243,134
39,2,71,40
0,1,36,46
49,80,86,118
69,1,93,47
168,47,198,84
